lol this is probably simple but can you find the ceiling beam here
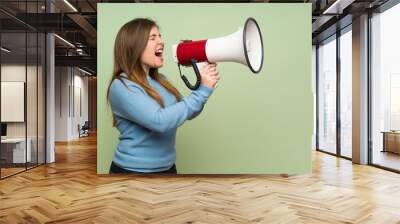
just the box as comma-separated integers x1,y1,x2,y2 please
55,55,96,69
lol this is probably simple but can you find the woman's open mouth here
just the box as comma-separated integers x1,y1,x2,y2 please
155,48,163,58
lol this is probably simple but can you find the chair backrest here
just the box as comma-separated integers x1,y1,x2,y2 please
82,121,90,129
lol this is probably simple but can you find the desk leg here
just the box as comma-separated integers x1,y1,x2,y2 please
382,133,386,153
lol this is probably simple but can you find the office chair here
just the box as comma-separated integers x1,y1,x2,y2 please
79,121,90,138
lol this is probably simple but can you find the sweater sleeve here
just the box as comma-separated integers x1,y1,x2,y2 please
109,80,213,132
187,103,205,120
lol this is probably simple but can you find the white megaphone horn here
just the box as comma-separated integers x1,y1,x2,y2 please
172,17,264,90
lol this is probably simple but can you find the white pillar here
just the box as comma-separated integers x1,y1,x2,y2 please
352,14,369,164
46,1,55,163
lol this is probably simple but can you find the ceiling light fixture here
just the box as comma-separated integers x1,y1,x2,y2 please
77,67,93,76
54,34,75,48
63,0,78,12
322,0,354,15
1,47,11,53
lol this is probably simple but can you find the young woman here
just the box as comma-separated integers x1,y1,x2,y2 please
107,18,219,174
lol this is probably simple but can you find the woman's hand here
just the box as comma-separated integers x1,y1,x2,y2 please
200,63,220,89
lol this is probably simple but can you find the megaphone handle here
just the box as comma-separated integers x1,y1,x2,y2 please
178,59,201,90
190,59,202,89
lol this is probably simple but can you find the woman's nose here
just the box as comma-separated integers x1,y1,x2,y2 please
158,38,164,45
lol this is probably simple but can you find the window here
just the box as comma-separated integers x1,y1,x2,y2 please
318,36,336,153
371,2,400,171
318,36,337,154
339,28,352,158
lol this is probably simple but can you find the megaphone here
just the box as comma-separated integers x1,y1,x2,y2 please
172,17,264,90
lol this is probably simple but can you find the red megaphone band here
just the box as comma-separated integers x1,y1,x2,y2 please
176,40,209,65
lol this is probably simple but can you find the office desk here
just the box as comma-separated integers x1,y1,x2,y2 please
1,138,31,163
381,131,400,154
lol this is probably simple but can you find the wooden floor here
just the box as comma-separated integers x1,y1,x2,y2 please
1,135,400,223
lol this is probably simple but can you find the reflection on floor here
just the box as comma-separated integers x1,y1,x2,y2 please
341,147,352,158
0,163,40,178
0,167,25,177
373,150,400,171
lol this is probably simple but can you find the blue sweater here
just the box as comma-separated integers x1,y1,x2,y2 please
108,73,213,173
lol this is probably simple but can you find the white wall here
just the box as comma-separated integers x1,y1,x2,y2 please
70,71,89,139
55,67,89,141
1,65,40,137
55,66,69,141
1,65,26,139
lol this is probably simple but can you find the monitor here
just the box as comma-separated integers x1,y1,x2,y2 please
1,123,7,137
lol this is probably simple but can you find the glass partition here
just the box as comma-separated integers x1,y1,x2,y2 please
0,1,46,179
1,30,28,177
